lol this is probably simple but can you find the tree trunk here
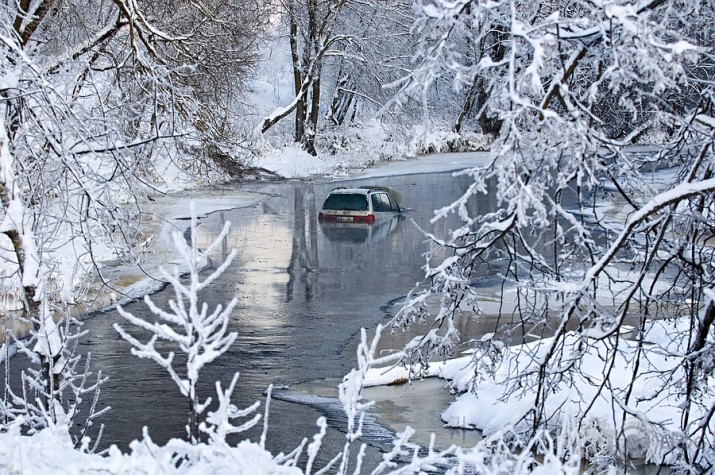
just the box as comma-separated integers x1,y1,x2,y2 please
289,5,305,143
305,69,321,156
475,79,502,137
455,75,479,133
13,0,56,47
260,0,348,145
301,0,319,154
477,29,507,137
329,66,356,127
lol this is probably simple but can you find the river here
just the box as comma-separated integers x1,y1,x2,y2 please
72,170,495,469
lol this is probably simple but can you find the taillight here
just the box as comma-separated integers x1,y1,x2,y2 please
364,214,375,224
318,212,325,221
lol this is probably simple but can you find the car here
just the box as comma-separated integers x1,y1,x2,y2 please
318,186,402,224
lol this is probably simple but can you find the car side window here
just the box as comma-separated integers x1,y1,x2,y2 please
371,194,385,212
371,192,400,212
386,194,400,212
378,194,392,211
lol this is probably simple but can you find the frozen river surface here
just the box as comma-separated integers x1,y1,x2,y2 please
79,170,493,468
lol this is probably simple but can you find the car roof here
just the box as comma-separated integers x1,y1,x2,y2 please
326,187,402,208
328,187,369,195
328,186,392,195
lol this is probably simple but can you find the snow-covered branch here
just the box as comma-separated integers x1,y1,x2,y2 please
114,203,239,443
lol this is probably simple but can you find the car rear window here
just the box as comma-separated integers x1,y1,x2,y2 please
322,193,368,211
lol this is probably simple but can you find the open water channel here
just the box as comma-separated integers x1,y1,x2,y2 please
72,170,501,470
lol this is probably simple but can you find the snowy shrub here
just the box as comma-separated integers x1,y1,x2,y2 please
1,284,107,450
114,204,251,444
408,127,492,155
0,416,302,475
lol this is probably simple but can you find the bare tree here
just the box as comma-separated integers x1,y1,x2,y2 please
323,1,416,128
138,0,271,174
260,0,350,155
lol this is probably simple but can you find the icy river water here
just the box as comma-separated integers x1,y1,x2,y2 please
75,169,499,469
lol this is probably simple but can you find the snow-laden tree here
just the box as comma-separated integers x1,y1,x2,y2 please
0,0,266,443
0,8,129,440
323,1,416,127
390,0,715,471
1,0,268,310
260,0,352,155
138,0,271,176
260,0,486,156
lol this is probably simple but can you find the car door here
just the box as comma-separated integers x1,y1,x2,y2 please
386,193,401,212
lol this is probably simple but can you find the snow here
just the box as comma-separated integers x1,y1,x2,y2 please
350,151,491,180
695,114,715,130
0,21,706,467
0,419,301,474
255,145,338,179
362,315,715,466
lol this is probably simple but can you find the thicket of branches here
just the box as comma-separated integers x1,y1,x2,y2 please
0,0,267,444
390,0,715,471
259,0,483,155
1,0,714,473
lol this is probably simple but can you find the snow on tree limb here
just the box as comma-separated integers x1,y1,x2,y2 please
114,203,240,443
580,177,715,292
392,0,715,470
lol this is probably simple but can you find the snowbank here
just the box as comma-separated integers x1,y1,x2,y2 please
0,421,300,474
364,318,713,466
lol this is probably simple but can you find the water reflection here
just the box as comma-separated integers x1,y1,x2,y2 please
319,214,402,245
286,186,319,303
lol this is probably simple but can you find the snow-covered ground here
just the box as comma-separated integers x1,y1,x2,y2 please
360,319,711,466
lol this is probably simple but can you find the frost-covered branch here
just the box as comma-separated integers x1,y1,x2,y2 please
393,0,715,471
114,203,239,443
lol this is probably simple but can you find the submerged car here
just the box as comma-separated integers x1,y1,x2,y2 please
318,187,402,224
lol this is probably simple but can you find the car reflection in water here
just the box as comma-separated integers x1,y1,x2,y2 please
319,213,403,245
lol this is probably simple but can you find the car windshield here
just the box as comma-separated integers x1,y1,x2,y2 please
322,193,368,211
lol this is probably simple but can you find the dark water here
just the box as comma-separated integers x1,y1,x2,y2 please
75,171,496,468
